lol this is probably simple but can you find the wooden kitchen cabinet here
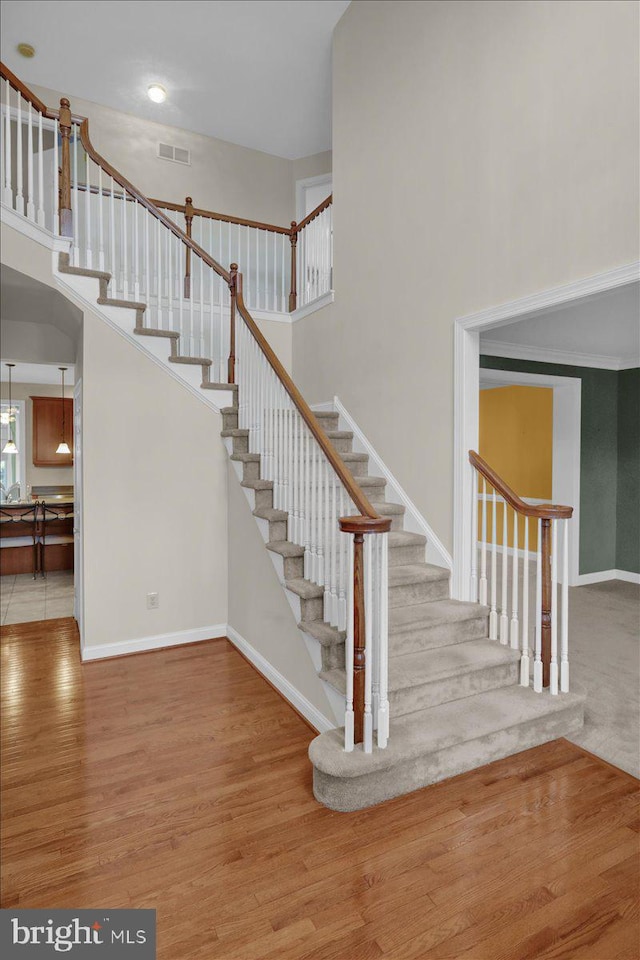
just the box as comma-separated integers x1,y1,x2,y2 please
31,397,74,466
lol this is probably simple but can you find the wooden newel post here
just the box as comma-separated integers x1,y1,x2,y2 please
288,221,297,312
228,263,238,385
58,98,72,238
184,196,194,298
541,518,552,688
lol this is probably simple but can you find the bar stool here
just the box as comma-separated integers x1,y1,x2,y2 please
0,503,39,579
37,501,75,578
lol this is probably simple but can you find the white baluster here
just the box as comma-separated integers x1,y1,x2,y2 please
199,253,205,360
84,156,92,268
378,531,389,747
133,199,140,300
500,500,509,643
109,176,116,285
52,118,58,233
280,233,285,313
489,486,498,639
166,227,173,331
156,217,162,329
3,80,12,207
338,487,347,630
364,534,373,753
323,457,331,613
26,102,35,221
550,519,559,694
15,91,24,215
97,166,105,270
534,519,543,692
37,110,45,227
510,509,519,649
144,208,150,306
561,519,570,692
72,131,79,264
330,476,338,625
520,517,530,686
122,187,129,298
470,466,478,601
344,519,354,752
479,476,488,605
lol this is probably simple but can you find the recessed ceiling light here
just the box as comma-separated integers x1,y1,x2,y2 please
17,43,35,58
147,84,167,104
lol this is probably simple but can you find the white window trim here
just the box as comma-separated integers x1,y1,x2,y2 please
1,399,27,499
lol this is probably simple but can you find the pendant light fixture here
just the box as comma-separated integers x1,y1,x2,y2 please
2,363,18,454
56,367,71,455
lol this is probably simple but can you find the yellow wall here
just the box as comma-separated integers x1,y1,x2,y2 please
478,386,553,549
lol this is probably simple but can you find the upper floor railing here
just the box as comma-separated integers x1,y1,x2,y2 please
0,63,381,753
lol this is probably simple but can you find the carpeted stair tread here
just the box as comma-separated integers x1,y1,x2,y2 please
299,620,346,646
222,428,250,438
267,540,305,559
355,476,386,490
231,452,260,463
339,452,368,463
389,563,449,587
285,578,324,600
253,507,288,522
387,640,520,689
390,598,489,632
309,683,586,779
388,531,427,549
169,355,212,366
97,295,147,311
369,501,405,517
326,430,354,441
134,327,179,339
241,478,273,490
320,640,519,696
58,254,111,281
202,382,238,391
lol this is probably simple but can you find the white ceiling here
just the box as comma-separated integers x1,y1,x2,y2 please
0,0,350,160
1,362,76,386
480,282,640,369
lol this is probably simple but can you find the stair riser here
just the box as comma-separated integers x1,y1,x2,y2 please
388,544,426,567
312,701,584,812
283,556,304,581
389,579,449,608
390,615,489,655
241,461,261,483
329,437,353,454
314,415,339,431
300,597,324,622
321,644,345,672
268,520,287,542
390,662,519,717
222,411,238,431
232,435,249,455
253,488,274,511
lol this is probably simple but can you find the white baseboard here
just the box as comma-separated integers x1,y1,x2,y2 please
314,397,453,571
81,623,227,661
575,569,640,586
226,624,335,734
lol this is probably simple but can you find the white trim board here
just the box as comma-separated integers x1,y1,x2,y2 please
453,263,639,601
575,569,640,586
81,624,228,661
295,172,332,223
312,397,452,571
480,339,640,371
226,624,335,734
1,202,71,253
291,291,334,322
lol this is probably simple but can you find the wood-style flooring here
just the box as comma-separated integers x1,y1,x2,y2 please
1,618,639,959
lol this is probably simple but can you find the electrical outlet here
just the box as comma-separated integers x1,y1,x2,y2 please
146,592,159,610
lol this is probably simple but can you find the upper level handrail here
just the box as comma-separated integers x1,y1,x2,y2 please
469,450,573,519
293,194,333,234
151,197,291,236
1,61,85,123
77,121,231,285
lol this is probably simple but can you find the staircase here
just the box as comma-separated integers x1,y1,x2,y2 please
0,63,585,814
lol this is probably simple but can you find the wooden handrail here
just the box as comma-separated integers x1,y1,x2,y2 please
469,451,573,519
150,197,292,236
294,194,333,234
0,62,86,123
77,121,231,285
235,274,387,525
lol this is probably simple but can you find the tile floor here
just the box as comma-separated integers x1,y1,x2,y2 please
1,571,74,625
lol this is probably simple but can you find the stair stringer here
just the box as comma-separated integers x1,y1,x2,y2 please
227,452,345,726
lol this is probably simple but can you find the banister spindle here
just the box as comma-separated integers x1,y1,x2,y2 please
289,222,297,312
228,263,238,384
540,517,552,688
58,97,73,237
184,196,194,298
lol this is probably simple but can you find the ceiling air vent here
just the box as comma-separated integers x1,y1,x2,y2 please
157,142,191,165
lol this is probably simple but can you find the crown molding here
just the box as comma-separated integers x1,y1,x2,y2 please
480,340,639,371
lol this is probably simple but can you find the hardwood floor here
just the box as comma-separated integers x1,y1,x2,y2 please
1,618,638,960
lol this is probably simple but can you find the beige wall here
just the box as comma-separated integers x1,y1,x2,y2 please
31,83,294,226
292,151,333,213
293,0,639,553
227,461,335,722
82,311,228,650
0,381,74,489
